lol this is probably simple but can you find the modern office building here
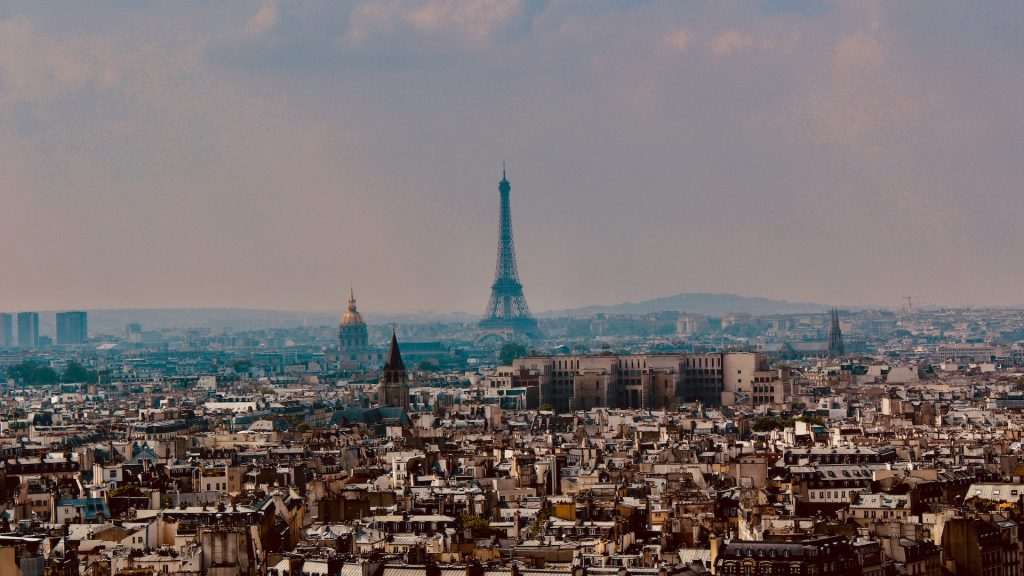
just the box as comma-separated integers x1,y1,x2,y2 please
126,323,143,344
0,313,12,348
56,311,88,345
17,312,39,349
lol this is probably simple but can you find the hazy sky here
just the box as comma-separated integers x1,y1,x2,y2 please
3,1,1024,314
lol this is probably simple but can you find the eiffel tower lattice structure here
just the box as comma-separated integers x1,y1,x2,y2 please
479,166,540,341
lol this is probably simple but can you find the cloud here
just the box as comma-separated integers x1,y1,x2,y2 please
662,29,693,52
343,0,529,45
760,0,830,17
5,1,1024,310
709,29,754,56
800,29,920,153
405,0,523,39
246,0,278,35
0,18,113,107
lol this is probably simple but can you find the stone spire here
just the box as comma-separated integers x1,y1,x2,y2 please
383,330,405,374
380,330,409,409
828,308,845,358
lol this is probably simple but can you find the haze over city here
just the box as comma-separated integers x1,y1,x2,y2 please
11,3,1024,575
3,1,1024,313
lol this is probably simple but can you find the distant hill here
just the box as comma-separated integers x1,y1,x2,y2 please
542,292,829,318
75,308,477,336
80,309,336,335
63,294,826,336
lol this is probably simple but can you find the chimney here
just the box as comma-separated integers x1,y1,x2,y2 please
709,535,720,575
550,454,558,496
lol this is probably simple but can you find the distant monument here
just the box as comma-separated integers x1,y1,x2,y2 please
479,166,540,341
828,308,845,358
338,289,381,369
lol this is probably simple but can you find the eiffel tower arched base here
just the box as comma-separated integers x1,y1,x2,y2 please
477,318,542,344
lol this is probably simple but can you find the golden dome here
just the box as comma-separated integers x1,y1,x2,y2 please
341,288,365,326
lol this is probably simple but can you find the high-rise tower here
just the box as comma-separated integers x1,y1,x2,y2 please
828,308,845,358
17,312,39,349
56,311,88,345
479,166,540,339
0,314,12,348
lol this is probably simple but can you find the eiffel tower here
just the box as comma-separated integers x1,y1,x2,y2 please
479,166,540,340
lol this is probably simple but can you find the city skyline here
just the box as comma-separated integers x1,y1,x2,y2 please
4,2,1024,313
3,3,1024,571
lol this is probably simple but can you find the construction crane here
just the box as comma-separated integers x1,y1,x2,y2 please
902,296,915,314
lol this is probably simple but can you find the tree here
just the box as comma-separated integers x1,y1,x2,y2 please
110,484,144,498
965,496,997,512
5,362,59,386
751,416,795,432
461,514,499,538
417,360,440,371
62,361,97,383
796,415,827,426
34,366,59,385
526,507,550,538
499,342,528,365
751,415,826,433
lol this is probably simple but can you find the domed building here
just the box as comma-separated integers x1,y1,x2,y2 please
338,289,381,369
